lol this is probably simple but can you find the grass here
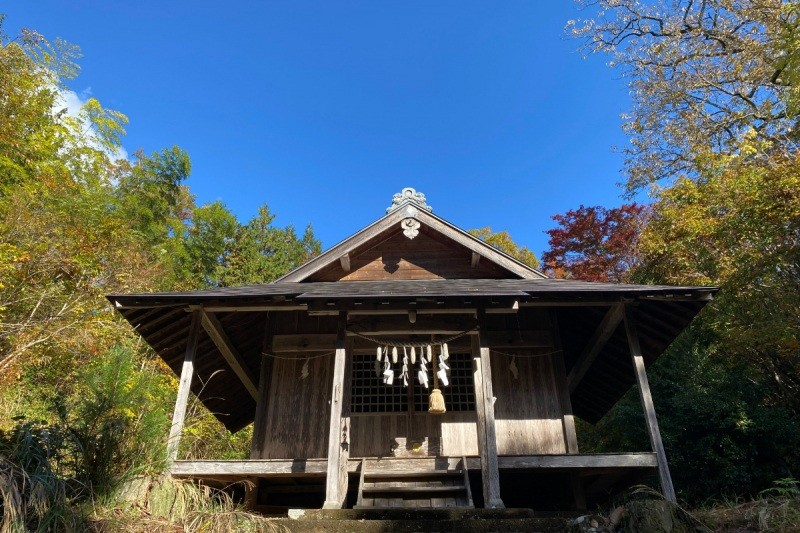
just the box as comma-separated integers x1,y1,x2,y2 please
87,475,286,533
692,479,800,533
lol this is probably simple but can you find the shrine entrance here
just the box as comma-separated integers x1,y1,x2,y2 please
349,345,479,459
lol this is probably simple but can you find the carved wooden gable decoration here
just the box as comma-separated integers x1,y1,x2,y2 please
277,188,546,283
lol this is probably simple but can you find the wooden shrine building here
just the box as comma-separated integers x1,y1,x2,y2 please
109,188,716,512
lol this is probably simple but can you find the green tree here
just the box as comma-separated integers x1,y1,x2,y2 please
0,16,79,190
220,205,321,286
580,325,800,502
180,201,239,287
116,146,192,247
570,0,800,192
468,227,540,269
637,149,800,413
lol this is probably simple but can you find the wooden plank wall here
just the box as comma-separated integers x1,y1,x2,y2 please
310,227,509,281
491,352,566,455
257,353,566,459
350,412,479,457
256,355,333,459
256,307,567,459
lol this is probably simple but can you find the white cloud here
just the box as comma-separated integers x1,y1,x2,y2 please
53,86,129,161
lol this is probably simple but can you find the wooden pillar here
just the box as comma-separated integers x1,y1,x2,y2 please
246,315,274,510
323,311,352,509
471,309,504,509
250,315,275,459
550,311,579,454
166,310,202,464
550,310,586,510
623,306,677,503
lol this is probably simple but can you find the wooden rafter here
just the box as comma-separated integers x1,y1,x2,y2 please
567,303,625,393
339,253,351,272
200,311,258,400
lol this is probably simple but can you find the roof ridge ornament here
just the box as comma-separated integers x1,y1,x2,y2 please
387,187,433,214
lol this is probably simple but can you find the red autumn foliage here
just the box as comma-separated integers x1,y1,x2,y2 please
542,203,648,282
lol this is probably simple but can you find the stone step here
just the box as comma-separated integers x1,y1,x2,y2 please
288,508,541,520
270,517,572,532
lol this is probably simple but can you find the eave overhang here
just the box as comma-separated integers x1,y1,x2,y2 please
108,279,716,431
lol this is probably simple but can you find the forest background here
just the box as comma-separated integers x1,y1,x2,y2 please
1,1,799,530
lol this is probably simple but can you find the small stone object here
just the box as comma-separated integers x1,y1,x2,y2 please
566,514,613,533
288,509,306,520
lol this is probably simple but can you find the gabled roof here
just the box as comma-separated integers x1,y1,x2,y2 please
107,189,716,431
276,201,546,282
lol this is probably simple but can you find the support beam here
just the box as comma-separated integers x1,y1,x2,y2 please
250,315,274,459
323,312,353,509
308,299,521,314
340,253,351,272
549,311,579,454
471,309,504,509
169,453,659,479
549,310,585,510
471,251,481,268
200,304,307,313
624,306,677,503
200,311,259,400
167,310,201,464
272,334,338,353
272,329,550,351
567,303,625,393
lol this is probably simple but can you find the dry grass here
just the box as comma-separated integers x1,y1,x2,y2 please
87,476,287,533
693,497,800,532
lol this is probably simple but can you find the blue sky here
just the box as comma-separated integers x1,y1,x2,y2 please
5,1,637,256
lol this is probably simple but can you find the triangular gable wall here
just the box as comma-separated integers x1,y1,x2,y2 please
277,202,546,283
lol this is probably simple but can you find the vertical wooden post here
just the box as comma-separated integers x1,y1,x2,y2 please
323,311,352,509
250,315,274,460
246,315,274,510
623,306,677,503
166,310,201,465
550,311,579,454
471,309,505,509
550,310,586,510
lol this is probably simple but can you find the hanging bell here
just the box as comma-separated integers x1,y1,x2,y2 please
428,388,446,414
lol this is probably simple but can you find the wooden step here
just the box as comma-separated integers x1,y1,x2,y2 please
363,470,461,479
356,456,474,509
362,485,467,494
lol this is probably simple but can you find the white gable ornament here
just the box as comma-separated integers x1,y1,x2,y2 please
386,187,433,214
401,218,420,239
